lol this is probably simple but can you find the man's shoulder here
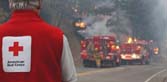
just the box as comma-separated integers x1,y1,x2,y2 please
0,22,10,31
51,27,64,44
40,21,64,35
50,26,64,36
45,24,64,39
53,27,64,34
0,21,10,28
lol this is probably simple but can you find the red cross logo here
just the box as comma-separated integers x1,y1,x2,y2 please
9,42,24,56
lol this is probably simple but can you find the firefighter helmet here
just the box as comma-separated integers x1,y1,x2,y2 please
9,0,41,10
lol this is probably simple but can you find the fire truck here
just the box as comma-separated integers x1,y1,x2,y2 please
80,36,121,67
120,39,150,65
153,47,159,55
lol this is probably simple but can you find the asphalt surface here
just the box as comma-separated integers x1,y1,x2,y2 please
77,63,167,82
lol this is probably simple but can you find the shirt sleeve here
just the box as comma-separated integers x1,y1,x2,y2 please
61,35,78,82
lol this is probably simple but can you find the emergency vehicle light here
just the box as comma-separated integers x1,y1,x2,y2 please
121,54,126,59
83,44,86,48
132,54,141,59
106,56,111,60
74,22,87,29
154,48,159,55
75,22,80,27
128,37,133,44
116,46,120,50
112,45,116,49
80,22,86,28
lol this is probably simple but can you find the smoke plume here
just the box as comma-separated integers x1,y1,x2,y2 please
78,0,132,42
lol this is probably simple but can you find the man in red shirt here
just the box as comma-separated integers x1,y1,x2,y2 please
0,0,77,82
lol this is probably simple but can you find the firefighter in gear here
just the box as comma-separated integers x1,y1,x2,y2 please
93,42,101,67
0,0,77,82
93,50,101,68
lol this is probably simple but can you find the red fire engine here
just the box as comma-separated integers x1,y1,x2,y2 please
80,36,121,67
120,38,150,65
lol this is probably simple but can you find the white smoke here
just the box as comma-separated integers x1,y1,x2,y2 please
95,0,115,9
151,0,167,62
81,15,116,36
78,0,132,42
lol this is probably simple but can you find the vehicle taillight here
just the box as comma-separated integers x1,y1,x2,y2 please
81,51,88,59
136,46,141,50
106,56,111,60
108,53,113,56
83,44,86,48
112,45,116,49
81,53,88,59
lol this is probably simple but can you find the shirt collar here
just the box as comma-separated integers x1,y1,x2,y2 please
11,10,41,21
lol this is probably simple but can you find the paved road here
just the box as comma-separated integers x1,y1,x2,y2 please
77,64,167,82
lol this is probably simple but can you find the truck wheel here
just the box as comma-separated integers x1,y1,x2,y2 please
92,61,97,67
112,61,117,67
116,62,120,66
140,59,146,65
83,60,88,67
129,61,133,65
116,61,121,66
140,56,146,65
84,64,88,67
145,60,150,65
121,60,126,65
116,58,121,66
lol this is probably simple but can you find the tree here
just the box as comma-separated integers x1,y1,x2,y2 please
0,0,9,24
124,0,157,40
0,8,8,24
41,0,76,27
